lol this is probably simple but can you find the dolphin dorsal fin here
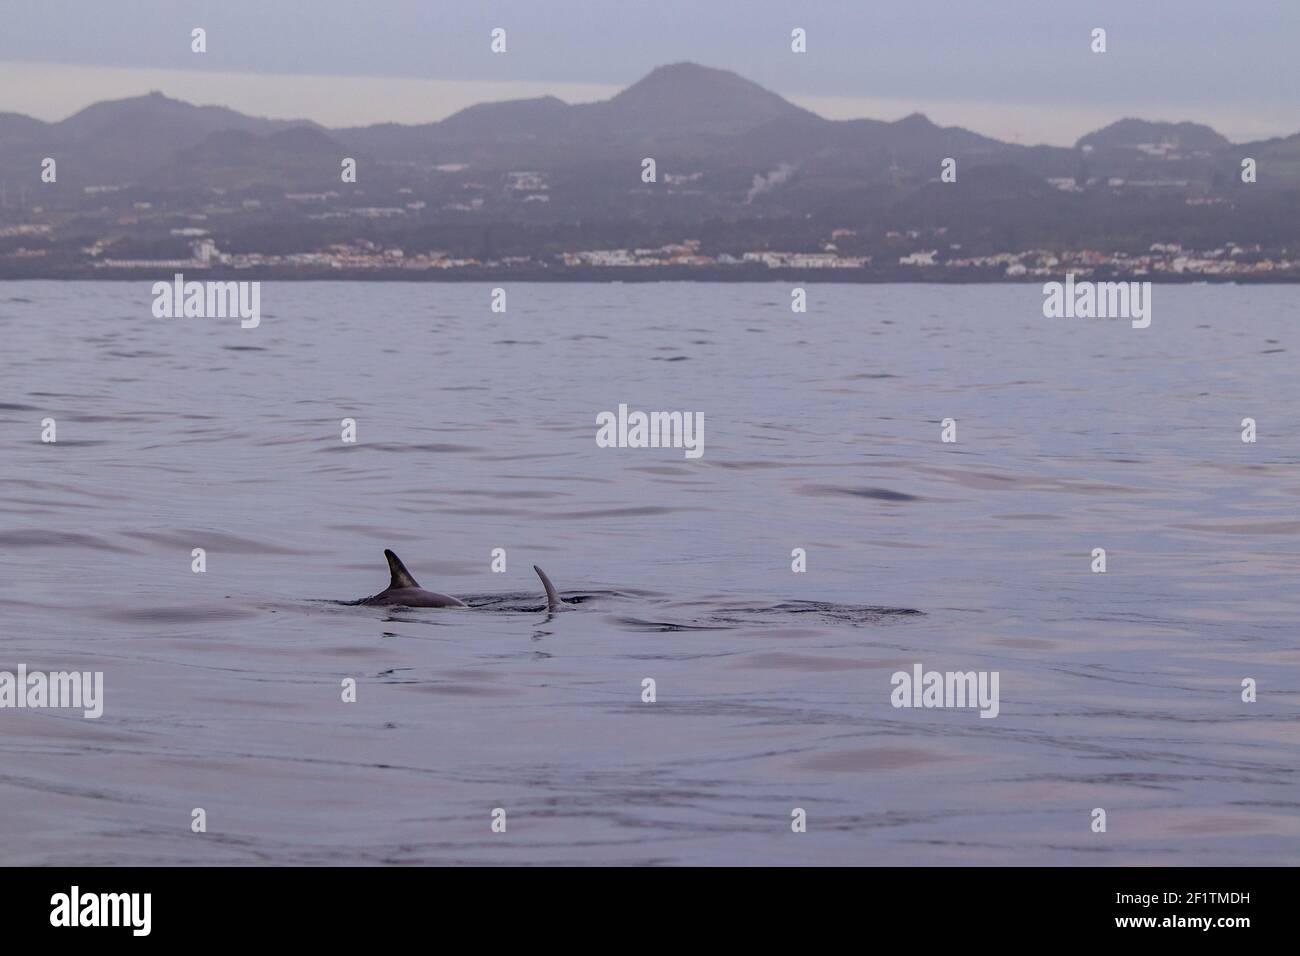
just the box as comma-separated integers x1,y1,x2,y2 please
534,565,562,611
384,549,420,590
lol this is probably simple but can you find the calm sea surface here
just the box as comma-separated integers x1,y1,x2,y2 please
0,281,1296,865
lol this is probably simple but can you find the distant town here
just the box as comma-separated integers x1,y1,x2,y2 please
3,225,1293,282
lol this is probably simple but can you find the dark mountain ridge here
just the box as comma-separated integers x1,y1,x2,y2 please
3,61,1275,184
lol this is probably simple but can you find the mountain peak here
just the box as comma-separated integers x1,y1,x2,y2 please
605,61,809,135
618,61,783,98
896,112,935,127
1076,118,1229,151
638,61,730,81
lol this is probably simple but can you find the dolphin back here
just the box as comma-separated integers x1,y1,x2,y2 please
384,549,420,589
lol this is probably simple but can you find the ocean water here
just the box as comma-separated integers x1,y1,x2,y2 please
0,280,1296,866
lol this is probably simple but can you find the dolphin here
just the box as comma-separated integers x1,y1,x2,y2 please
360,549,566,611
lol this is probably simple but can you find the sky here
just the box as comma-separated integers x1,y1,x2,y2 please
1,0,1297,145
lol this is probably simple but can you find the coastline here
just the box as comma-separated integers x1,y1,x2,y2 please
2,265,1296,283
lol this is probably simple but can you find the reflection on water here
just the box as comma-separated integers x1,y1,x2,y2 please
0,281,1296,865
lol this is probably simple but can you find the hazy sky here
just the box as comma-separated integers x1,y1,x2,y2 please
2,0,1297,145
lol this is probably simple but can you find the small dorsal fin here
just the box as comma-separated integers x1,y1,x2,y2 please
384,549,420,590
534,565,562,611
